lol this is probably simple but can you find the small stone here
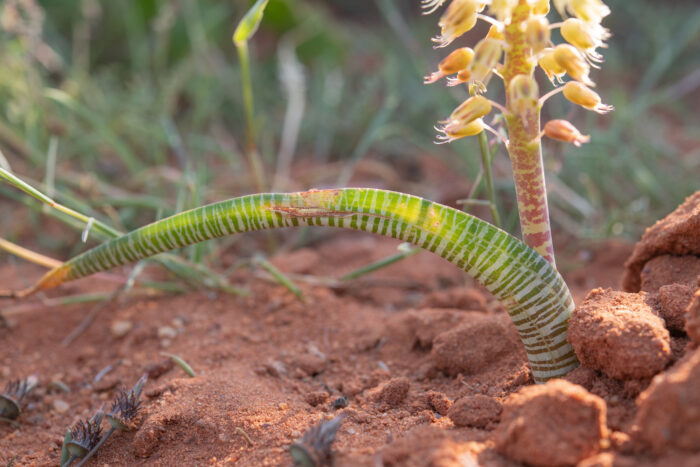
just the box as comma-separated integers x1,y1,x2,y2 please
448,395,501,428
52,399,70,413
157,326,177,339
110,320,132,338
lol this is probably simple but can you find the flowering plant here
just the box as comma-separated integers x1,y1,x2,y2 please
424,0,612,266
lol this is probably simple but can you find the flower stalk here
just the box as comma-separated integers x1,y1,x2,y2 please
423,0,612,268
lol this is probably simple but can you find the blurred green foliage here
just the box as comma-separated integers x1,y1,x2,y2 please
0,0,697,257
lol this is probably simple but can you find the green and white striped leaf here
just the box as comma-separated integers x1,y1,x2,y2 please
17,188,579,383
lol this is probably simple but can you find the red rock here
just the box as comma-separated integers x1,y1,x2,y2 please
633,348,700,454
431,313,525,376
447,394,501,428
568,289,671,380
494,379,608,467
623,191,700,292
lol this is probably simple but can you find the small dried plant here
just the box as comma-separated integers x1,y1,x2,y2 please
289,414,345,467
0,377,36,421
423,0,612,267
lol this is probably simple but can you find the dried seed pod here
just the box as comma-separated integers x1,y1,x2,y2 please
289,414,345,467
543,119,590,147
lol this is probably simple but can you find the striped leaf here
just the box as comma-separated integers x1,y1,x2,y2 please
13,188,578,382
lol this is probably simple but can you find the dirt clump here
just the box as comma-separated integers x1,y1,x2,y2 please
493,379,608,467
419,287,489,312
655,283,695,332
686,282,700,345
623,191,700,292
568,288,671,380
431,312,526,377
447,394,502,428
378,425,479,467
369,377,410,409
639,255,700,292
633,348,700,454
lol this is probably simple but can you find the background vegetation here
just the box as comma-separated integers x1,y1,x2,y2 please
1,0,698,266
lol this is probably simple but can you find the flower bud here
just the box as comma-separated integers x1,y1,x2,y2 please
538,48,566,85
570,0,610,23
469,38,503,84
531,0,550,16
562,82,613,114
425,47,474,84
489,0,517,23
436,118,485,143
553,44,594,86
561,18,610,62
433,0,483,48
544,119,590,147
486,24,505,41
507,74,539,121
446,95,492,124
524,16,550,54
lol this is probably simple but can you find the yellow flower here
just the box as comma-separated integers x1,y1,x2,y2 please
489,0,517,23
468,37,503,84
570,0,610,23
530,0,550,16
562,82,613,114
507,74,538,122
424,47,474,84
561,18,610,63
553,44,594,86
543,119,590,147
444,95,492,124
538,48,566,85
432,0,484,48
524,16,551,54
436,117,485,143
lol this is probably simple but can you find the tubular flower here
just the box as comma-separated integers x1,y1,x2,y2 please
524,16,551,54
489,0,517,23
436,117,485,144
543,119,590,146
445,95,492,124
432,0,484,48
553,44,594,86
508,75,539,122
569,0,610,23
468,37,503,84
562,81,613,113
539,48,566,85
530,0,550,16
561,18,609,62
425,47,474,84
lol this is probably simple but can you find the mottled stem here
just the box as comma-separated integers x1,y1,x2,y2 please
502,1,556,267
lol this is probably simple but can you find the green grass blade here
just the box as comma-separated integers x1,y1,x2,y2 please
20,188,578,383
233,0,269,45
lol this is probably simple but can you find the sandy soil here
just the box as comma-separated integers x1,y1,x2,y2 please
0,192,698,466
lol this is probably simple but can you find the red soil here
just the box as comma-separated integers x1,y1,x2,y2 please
0,191,698,466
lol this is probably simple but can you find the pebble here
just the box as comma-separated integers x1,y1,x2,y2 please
110,320,132,338
52,399,70,413
157,326,178,339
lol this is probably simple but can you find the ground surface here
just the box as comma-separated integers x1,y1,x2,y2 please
1,193,699,466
